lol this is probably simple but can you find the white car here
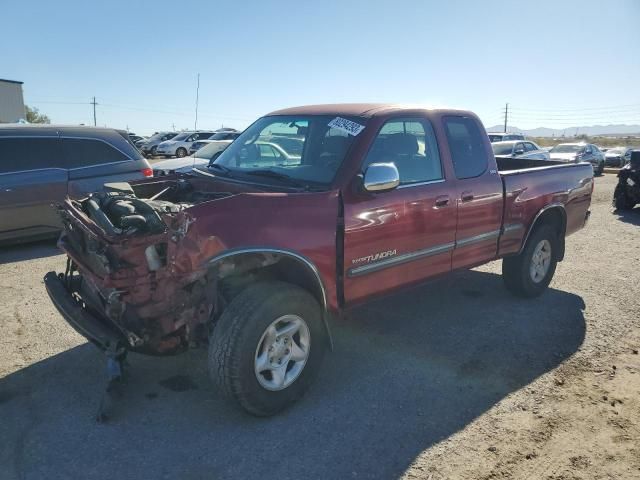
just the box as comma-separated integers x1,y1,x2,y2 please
155,130,216,158
188,130,241,155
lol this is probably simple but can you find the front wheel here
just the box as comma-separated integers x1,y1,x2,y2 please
502,225,559,298
176,147,187,158
209,281,326,416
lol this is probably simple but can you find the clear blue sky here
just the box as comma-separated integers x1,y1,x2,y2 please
3,0,639,134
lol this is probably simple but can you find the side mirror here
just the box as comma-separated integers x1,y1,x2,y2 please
514,148,524,155
363,163,400,192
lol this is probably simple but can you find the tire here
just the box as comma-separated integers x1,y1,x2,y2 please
613,184,635,210
150,145,157,156
209,281,326,416
176,147,187,158
502,224,559,298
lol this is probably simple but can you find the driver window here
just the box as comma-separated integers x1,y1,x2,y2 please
362,118,443,185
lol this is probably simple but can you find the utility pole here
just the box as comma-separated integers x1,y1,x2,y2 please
194,73,200,130
172,123,176,131
503,103,509,133
91,96,98,126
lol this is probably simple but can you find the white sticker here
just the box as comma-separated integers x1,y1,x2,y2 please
328,117,365,136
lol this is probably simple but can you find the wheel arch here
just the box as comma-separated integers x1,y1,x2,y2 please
206,248,333,349
519,204,567,261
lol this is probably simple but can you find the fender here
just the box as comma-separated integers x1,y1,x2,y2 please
518,203,567,259
205,247,333,350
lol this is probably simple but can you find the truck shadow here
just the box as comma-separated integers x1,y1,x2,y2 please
0,269,585,480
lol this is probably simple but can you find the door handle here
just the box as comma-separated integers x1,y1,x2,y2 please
461,191,474,202
434,195,450,208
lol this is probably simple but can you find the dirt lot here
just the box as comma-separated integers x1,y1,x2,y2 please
0,174,638,480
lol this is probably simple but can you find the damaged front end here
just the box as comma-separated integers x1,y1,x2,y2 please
45,179,231,355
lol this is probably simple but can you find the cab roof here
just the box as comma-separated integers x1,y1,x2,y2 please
266,103,469,118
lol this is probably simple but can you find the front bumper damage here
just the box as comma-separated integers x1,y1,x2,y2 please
44,271,126,352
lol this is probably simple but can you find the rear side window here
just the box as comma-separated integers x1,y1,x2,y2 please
0,137,62,173
62,138,129,168
443,116,489,179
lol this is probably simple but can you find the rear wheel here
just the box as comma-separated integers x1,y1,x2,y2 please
176,147,187,158
149,145,157,156
502,225,559,298
209,281,326,416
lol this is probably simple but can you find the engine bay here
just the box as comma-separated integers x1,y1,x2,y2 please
80,179,231,236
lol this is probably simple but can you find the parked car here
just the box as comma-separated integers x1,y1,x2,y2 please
604,147,632,167
487,132,525,142
0,124,152,244
613,150,640,210
45,104,593,418
188,130,241,155
549,143,605,175
128,134,144,144
138,131,178,156
154,141,296,175
156,130,216,158
492,140,550,160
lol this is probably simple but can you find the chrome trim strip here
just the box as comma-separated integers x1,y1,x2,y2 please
503,223,525,234
348,228,504,277
206,247,328,311
397,178,446,189
454,229,501,248
348,242,455,277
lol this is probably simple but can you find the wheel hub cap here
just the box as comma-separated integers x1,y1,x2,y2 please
254,315,310,391
530,239,552,283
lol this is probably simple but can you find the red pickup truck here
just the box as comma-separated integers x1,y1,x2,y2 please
45,104,593,417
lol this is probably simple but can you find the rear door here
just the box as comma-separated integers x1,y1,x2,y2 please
63,135,148,197
343,116,456,303
0,136,67,241
442,115,504,270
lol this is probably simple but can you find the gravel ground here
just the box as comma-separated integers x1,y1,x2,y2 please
0,173,638,480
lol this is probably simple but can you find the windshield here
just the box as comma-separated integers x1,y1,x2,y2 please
550,144,582,153
207,115,366,187
171,132,190,142
492,143,514,155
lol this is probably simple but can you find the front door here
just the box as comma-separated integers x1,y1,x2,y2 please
343,117,457,304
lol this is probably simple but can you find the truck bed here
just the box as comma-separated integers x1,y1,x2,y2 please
495,155,565,172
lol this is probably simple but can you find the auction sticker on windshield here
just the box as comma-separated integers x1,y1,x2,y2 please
328,117,365,136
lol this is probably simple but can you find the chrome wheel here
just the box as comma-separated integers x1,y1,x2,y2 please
254,315,310,391
529,239,552,283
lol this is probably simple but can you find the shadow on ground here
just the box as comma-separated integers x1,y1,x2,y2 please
0,270,585,480
0,239,60,264
613,206,640,226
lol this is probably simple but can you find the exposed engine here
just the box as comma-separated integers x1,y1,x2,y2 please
81,180,229,236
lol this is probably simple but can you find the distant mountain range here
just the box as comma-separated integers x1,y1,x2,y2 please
485,124,640,138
